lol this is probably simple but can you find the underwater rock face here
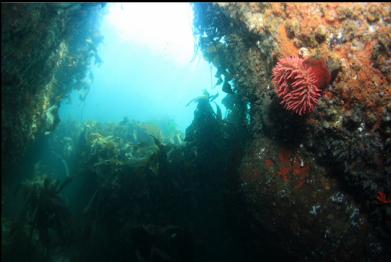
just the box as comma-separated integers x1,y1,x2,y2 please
1,2,390,261
1,4,103,176
194,2,390,260
239,136,375,260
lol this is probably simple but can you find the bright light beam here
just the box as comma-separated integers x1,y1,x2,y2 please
105,3,196,65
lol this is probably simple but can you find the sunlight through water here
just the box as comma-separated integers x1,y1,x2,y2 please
60,3,223,131
106,3,196,65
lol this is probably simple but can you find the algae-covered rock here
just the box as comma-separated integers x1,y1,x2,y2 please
193,2,390,260
1,3,104,177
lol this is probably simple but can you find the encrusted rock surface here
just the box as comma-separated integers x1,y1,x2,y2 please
193,3,391,260
1,3,103,177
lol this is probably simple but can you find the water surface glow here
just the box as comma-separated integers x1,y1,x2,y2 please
60,3,223,131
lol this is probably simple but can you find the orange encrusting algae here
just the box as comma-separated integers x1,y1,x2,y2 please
279,148,292,164
377,192,391,204
276,25,298,58
278,167,291,183
270,3,390,122
264,159,274,170
335,39,389,130
260,148,311,190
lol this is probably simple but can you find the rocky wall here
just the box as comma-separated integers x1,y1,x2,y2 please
1,3,104,177
193,3,391,260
